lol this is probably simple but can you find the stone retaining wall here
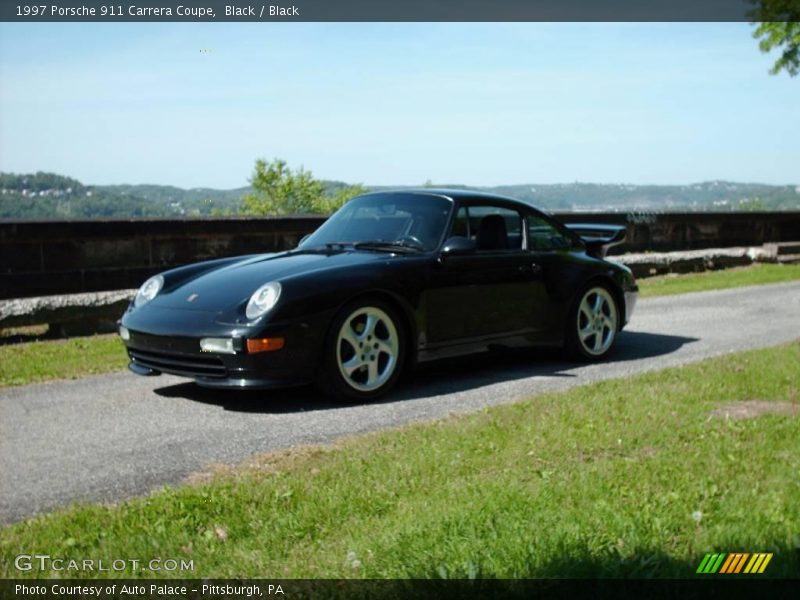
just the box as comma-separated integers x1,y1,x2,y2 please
2,211,799,299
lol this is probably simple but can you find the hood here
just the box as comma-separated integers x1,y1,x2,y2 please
149,250,393,312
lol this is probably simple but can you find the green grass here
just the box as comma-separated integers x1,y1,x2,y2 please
0,334,127,387
2,342,798,579
638,262,800,298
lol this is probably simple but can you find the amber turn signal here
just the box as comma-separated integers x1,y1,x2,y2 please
246,337,285,353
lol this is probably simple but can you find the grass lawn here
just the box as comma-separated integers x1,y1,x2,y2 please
0,334,127,388
637,262,800,298
1,341,798,579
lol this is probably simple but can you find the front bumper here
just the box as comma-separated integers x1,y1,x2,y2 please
120,307,330,389
127,360,308,389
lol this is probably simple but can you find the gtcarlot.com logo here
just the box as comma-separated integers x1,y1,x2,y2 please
15,554,194,573
696,552,773,574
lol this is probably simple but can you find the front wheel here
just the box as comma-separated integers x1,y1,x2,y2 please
318,300,405,401
565,284,619,360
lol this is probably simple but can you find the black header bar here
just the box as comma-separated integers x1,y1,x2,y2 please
0,0,784,23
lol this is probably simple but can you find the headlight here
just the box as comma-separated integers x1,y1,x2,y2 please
246,282,282,320
134,275,164,307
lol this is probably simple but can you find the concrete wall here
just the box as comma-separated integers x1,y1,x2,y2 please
562,211,800,256
0,217,323,299
2,211,799,299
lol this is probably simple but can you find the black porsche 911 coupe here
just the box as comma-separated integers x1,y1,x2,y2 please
119,190,638,400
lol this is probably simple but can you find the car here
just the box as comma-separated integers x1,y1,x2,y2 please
119,189,638,401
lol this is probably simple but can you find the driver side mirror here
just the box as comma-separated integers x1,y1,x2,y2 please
440,236,477,257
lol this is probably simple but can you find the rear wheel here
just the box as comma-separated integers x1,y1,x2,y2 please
566,284,619,360
318,300,405,401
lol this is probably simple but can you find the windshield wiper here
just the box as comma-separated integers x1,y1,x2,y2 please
352,240,423,254
298,242,356,251
304,240,422,253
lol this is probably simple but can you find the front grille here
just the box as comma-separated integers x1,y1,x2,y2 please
128,348,227,378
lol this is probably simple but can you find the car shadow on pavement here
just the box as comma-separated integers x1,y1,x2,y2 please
153,330,698,414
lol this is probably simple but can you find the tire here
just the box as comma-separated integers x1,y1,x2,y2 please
565,283,619,361
317,299,406,401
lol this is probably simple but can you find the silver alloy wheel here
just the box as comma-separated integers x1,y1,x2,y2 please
576,287,618,356
336,306,400,392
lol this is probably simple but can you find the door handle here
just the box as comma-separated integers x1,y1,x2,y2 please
518,263,542,274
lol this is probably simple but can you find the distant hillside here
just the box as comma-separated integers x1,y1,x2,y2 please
480,181,800,212
95,183,250,216
0,172,172,219
367,181,800,212
1,172,798,219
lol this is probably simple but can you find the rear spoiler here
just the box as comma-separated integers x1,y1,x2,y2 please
564,223,626,258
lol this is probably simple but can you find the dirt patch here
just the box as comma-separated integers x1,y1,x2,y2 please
710,401,798,420
184,443,339,486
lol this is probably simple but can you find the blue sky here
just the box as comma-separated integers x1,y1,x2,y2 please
0,23,797,188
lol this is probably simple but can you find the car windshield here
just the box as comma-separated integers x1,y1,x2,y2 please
299,193,453,252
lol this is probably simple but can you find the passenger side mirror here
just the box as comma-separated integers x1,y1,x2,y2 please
440,236,477,256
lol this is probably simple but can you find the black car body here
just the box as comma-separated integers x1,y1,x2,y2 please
120,190,638,400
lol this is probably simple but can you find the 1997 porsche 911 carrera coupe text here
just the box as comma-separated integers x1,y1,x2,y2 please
119,190,638,400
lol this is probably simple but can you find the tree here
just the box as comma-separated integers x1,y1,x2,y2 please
313,184,369,214
738,196,768,211
241,158,325,215
240,158,367,216
751,0,800,76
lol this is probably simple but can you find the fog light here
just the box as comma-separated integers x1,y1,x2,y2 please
119,326,130,341
200,337,235,354
246,337,285,353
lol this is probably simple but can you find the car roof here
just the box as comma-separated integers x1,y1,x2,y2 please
362,188,531,207
354,188,572,240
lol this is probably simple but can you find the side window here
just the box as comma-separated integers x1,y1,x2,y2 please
469,205,523,251
451,206,470,238
527,213,571,251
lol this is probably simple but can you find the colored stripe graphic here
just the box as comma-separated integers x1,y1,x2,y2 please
710,553,726,573
696,554,712,573
697,553,727,573
718,553,735,573
758,553,773,573
744,554,759,573
698,552,773,574
720,553,738,573
734,553,749,573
